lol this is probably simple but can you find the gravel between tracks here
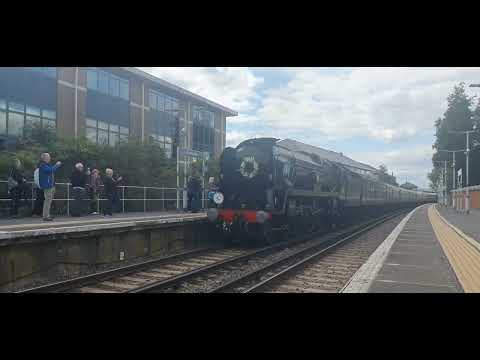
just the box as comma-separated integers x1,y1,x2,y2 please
250,214,406,293
156,214,406,293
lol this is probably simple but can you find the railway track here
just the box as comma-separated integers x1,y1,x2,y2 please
17,229,323,293
132,210,407,293
211,211,405,293
18,210,407,293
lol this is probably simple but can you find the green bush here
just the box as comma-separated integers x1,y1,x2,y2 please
2,125,221,188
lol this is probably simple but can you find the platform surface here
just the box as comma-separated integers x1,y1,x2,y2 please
437,206,480,244
369,205,462,292
343,204,464,293
0,211,207,241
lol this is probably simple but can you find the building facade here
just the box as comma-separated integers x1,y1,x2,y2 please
0,67,237,162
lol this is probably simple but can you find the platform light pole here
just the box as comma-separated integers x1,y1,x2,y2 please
438,149,464,208
433,160,450,206
448,126,477,214
170,109,187,210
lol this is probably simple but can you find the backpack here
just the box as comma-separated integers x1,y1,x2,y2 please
34,168,40,189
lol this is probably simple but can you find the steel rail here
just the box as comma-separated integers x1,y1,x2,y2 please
209,210,406,293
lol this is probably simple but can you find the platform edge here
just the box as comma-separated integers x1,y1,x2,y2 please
340,205,426,293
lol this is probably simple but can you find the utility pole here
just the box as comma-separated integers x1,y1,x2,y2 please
449,127,477,214
439,149,463,208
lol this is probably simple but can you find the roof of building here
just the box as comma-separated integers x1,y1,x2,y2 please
122,67,238,117
400,181,418,188
276,138,378,173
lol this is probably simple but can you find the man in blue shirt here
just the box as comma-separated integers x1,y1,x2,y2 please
38,153,62,221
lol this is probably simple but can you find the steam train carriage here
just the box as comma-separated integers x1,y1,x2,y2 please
207,137,435,244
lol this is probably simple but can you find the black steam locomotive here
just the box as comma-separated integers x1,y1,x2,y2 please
207,137,435,244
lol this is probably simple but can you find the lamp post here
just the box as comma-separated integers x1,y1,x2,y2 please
448,127,476,214
169,109,187,210
433,160,450,206
438,149,464,208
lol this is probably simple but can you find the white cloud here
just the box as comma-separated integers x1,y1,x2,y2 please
138,67,263,113
257,67,480,142
352,145,435,189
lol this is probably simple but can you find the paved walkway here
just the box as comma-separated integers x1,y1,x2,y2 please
343,204,463,293
437,206,480,244
0,211,206,241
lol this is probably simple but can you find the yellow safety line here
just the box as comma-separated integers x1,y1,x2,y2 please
428,205,480,292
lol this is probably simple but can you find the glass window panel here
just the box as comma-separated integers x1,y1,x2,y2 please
43,119,56,129
0,99,6,110
98,129,109,144
86,127,97,143
42,109,56,119
8,112,24,136
109,77,119,97
119,134,128,143
157,135,165,142
109,133,118,146
165,136,172,144
119,126,129,135
149,92,156,110
26,105,41,116
45,67,57,78
98,71,109,93
119,80,129,100
9,102,24,113
25,115,41,130
86,119,97,128
0,111,6,135
157,94,164,111
109,124,120,133
165,143,172,151
87,69,98,90
98,121,108,130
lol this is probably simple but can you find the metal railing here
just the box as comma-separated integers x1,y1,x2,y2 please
0,180,208,216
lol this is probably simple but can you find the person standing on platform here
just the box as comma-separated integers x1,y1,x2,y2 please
32,161,44,217
8,159,28,217
187,172,202,213
207,177,218,208
103,168,122,217
88,168,102,215
69,163,89,217
38,153,62,222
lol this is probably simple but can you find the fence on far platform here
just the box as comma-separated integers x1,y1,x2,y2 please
451,185,480,210
0,180,208,217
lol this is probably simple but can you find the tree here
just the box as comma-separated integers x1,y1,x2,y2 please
431,83,480,191
377,164,398,186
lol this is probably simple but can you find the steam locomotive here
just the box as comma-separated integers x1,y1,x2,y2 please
207,137,436,244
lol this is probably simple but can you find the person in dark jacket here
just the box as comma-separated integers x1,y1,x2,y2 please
103,168,122,217
32,161,44,217
8,159,28,217
38,153,62,221
187,173,202,213
69,163,89,217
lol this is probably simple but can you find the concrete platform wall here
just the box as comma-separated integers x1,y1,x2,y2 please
0,221,211,291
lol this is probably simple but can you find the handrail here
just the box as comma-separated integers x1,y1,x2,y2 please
0,180,208,215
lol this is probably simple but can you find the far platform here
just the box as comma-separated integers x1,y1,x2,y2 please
0,211,207,243
343,203,479,293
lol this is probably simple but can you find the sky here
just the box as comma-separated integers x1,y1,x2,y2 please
140,67,480,189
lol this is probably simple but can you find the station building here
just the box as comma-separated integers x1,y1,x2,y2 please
0,67,237,161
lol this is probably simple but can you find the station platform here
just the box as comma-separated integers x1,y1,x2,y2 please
343,203,480,293
0,211,206,242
